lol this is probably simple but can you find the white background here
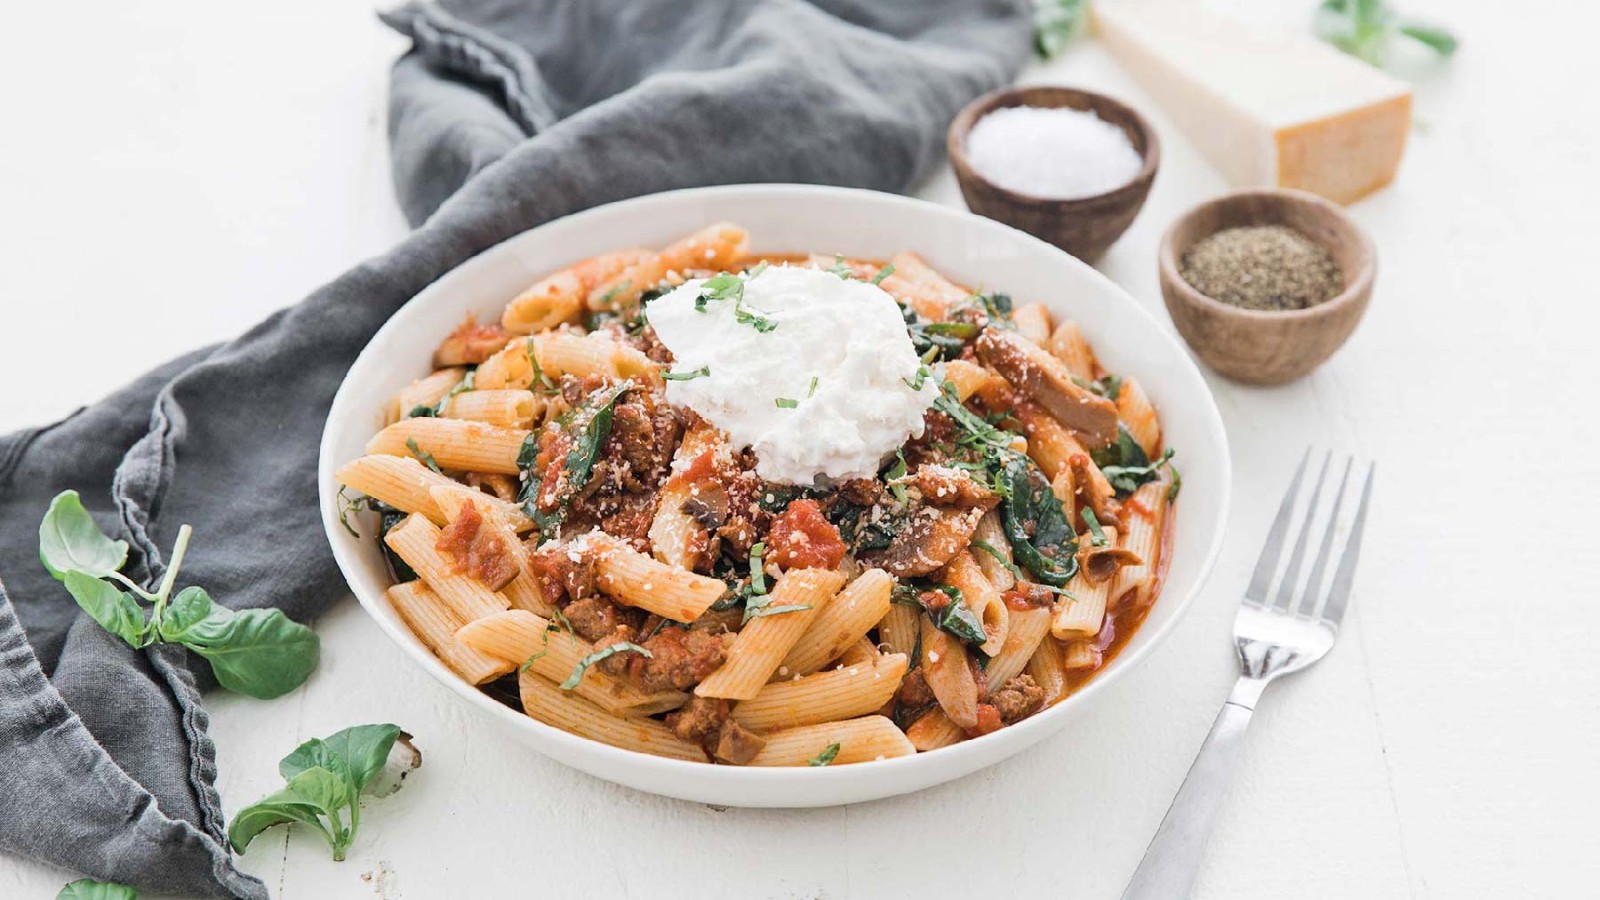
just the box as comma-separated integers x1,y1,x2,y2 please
3,1,1597,897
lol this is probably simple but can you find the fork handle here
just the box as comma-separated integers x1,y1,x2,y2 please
1120,677,1266,900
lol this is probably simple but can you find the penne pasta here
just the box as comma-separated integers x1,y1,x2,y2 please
383,513,511,622
983,606,1052,690
1026,637,1069,703
366,417,528,475
920,616,979,730
835,636,880,668
905,707,965,752
733,653,907,732
941,550,1008,657
387,367,466,425
970,512,1016,592
1115,377,1162,459
337,454,532,532
457,610,687,715
589,534,728,622
519,670,707,762
876,251,969,322
502,248,652,334
1051,566,1110,640
587,223,750,312
428,485,553,616
877,602,921,658
1063,640,1100,670
696,569,846,700
780,568,893,677
387,581,510,685
442,389,543,428
1048,320,1097,382
1011,302,1053,346
941,359,991,402
648,422,722,569
745,715,916,766
1111,481,1170,608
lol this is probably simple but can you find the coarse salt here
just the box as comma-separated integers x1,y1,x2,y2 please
966,105,1142,200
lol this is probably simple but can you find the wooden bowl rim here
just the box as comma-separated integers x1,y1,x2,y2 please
1157,187,1377,323
946,84,1161,211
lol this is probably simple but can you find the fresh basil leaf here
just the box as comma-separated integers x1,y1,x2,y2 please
561,642,650,690
180,607,320,699
808,742,841,766
971,539,1025,583
923,321,979,339
405,404,437,418
156,585,215,642
281,724,403,795
228,785,334,855
39,490,128,581
998,453,1078,587
57,878,139,900
62,571,147,647
869,263,895,286
515,432,541,471
663,366,710,381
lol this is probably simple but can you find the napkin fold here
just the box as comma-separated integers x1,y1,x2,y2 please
0,2,1030,895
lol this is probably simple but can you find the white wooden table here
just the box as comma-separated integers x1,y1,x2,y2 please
3,1,1595,897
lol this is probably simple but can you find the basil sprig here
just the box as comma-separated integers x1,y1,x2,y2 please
38,491,318,699
808,743,841,766
230,724,412,861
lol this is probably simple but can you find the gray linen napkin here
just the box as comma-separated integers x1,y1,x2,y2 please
0,2,1030,895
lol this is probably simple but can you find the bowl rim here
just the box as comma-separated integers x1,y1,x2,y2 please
318,183,1231,790
946,84,1161,209
1157,187,1378,323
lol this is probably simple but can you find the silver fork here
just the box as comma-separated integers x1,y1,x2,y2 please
1121,450,1376,900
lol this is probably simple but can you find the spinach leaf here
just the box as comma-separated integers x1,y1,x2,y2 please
808,742,841,766
521,381,631,540
63,571,147,646
229,724,409,861
1089,425,1177,496
57,879,138,900
916,584,988,645
997,452,1078,587
176,597,320,699
39,490,128,581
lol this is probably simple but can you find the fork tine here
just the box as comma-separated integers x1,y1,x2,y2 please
1244,448,1311,605
1300,457,1354,618
1319,462,1375,627
1269,451,1332,612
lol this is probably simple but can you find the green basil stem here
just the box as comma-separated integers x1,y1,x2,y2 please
151,523,194,620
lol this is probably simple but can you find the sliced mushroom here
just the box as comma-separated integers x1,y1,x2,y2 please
976,329,1118,448
861,505,987,578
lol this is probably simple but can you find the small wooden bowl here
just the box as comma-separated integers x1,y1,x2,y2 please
1159,188,1376,385
948,85,1159,263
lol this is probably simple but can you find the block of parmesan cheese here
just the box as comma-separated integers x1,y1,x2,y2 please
1094,0,1412,204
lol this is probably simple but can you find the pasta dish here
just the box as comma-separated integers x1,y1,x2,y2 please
336,223,1178,766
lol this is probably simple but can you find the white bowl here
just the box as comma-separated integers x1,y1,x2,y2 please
319,184,1230,808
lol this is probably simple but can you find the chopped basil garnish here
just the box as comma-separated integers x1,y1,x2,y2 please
807,376,819,398
663,366,710,381
808,742,841,766
870,263,896,286
1082,506,1108,547
405,438,442,474
561,642,651,690
775,397,798,409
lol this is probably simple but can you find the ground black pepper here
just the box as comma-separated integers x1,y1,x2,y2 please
1179,225,1344,311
